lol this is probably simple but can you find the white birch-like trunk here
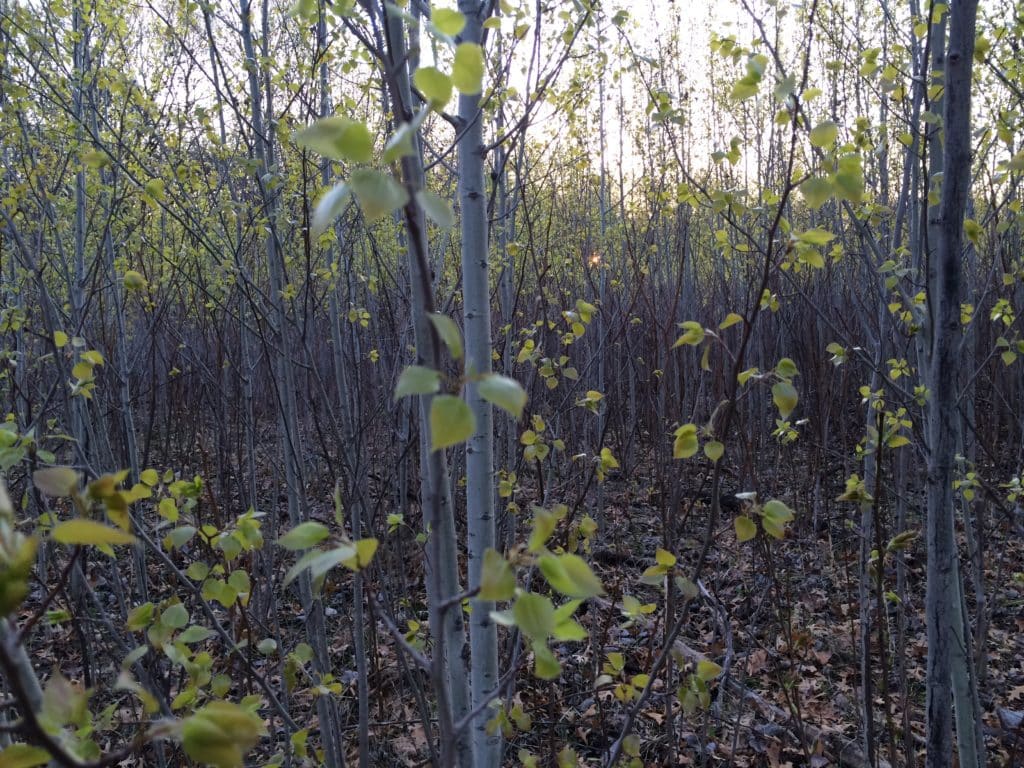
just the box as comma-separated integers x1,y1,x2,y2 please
457,2,499,765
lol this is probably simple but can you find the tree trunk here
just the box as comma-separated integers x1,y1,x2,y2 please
924,3,980,767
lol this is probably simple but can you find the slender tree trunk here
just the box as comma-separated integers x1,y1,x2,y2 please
457,2,499,765
924,3,980,768
239,3,345,763
379,4,471,764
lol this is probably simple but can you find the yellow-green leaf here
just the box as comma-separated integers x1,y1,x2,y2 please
718,313,743,330
796,228,835,246
452,42,484,95
278,521,329,551
414,66,453,108
428,313,463,360
479,548,515,601
478,374,528,419
772,380,799,419
696,659,723,681
416,189,456,228
181,701,267,768
704,440,724,462
394,365,441,400
673,423,699,459
349,168,409,222
0,744,51,768
341,538,378,570
52,519,135,547
672,321,705,348
293,117,374,163
809,120,839,147
735,516,756,542
538,553,604,599
800,177,833,209
430,395,475,451
432,7,466,35
513,592,555,641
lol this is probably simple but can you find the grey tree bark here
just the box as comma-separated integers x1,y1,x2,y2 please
924,3,981,768
456,1,500,765
239,3,345,764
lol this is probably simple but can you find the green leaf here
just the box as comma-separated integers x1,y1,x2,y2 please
124,270,147,291
0,744,52,768
672,321,705,348
179,625,214,644
432,7,466,35
414,66,453,107
532,641,561,680
673,424,699,459
181,701,267,768
796,228,835,246
655,548,676,567
429,395,475,451
514,593,555,641
349,169,409,222
809,120,839,147
161,603,189,629
186,562,209,581
696,659,723,681
478,374,528,419
775,357,799,379
167,525,196,549
340,538,378,570
311,183,351,236
382,108,427,164
452,42,485,94
527,506,560,553
33,467,79,497
284,543,357,586
735,516,757,542
479,548,515,601
762,499,795,523
81,149,109,169
52,519,135,547
703,440,724,462
718,312,743,330
552,616,588,642
762,515,786,539
834,154,865,203
538,553,604,599
428,313,463,359
772,381,799,419
278,522,329,551
394,365,442,400
140,468,159,487
293,117,374,163
640,564,669,585
800,177,833,209
416,189,456,228
144,179,165,201
126,602,154,631
730,78,759,100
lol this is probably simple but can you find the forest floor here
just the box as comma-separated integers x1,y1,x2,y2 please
19,463,1024,767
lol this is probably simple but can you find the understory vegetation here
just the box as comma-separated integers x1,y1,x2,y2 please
0,0,1022,766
